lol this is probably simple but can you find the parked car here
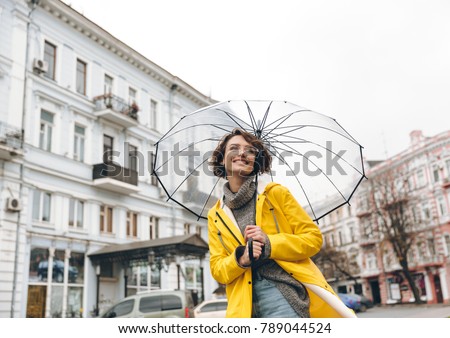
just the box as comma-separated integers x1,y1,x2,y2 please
350,294,374,311
37,260,78,283
338,293,362,312
193,298,227,318
100,289,195,318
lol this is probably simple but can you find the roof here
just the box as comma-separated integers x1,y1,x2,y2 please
88,233,209,263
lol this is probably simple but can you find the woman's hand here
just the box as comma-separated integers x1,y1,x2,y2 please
239,238,264,266
237,225,268,266
244,225,268,244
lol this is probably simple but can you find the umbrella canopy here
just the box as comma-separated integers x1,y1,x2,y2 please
153,100,365,223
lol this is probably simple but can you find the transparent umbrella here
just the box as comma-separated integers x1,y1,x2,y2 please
153,100,366,223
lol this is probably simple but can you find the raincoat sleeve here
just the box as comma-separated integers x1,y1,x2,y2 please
266,186,323,261
207,212,248,285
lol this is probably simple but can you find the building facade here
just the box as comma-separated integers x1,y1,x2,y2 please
0,0,217,318
316,130,450,306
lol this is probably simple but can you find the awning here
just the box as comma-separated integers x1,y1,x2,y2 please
88,233,209,264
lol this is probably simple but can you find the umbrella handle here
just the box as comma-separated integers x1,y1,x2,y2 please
248,238,255,264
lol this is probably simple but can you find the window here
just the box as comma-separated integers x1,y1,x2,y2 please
195,225,202,237
32,190,51,222
100,205,113,233
44,40,56,80
432,165,440,183
128,87,137,105
76,59,87,95
329,233,335,247
184,223,191,234
445,234,450,256
69,199,84,228
366,253,377,270
149,152,158,186
149,216,159,239
103,134,113,163
363,219,373,238
127,211,138,237
349,225,355,243
438,197,447,217
421,202,430,220
149,99,158,129
128,144,138,171
446,160,450,179
39,110,54,151
338,231,344,246
104,300,134,318
427,238,436,256
417,169,426,187
104,74,113,94
74,125,85,162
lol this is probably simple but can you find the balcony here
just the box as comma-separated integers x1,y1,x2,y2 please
92,162,139,194
93,93,139,128
359,234,378,246
408,255,445,269
0,122,23,160
443,178,450,189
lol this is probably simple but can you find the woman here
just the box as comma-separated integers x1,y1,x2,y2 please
207,128,356,318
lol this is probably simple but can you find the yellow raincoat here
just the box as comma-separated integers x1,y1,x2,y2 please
208,181,355,318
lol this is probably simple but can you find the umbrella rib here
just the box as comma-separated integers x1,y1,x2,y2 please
259,101,273,134
154,132,223,170
262,109,312,130
268,141,348,201
168,155,212,200
244,100,258,134
156,102,223,143
157,122,239,147
265,134,364,176
267,144,318,221
264,124,361,147
215,108,254,132
198,176,222,218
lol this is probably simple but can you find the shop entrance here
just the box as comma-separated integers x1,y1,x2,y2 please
26,285,46,318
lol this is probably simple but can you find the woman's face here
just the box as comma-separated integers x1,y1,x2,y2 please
222,135,258,178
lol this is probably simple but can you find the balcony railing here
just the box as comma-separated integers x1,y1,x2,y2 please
0,121,23,160
92,162,139,194
93,93,139,128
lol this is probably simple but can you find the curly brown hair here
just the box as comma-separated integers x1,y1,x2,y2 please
209,128,272,178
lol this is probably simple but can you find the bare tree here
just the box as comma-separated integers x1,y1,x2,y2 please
368,170,424,304
313,246,360,287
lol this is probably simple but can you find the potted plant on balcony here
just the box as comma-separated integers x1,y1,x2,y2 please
129,102,139,119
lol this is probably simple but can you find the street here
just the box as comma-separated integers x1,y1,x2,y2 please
356,303,450,318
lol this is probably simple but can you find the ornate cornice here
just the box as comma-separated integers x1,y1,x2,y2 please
36,0,216,107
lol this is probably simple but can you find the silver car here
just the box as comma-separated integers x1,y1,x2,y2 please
100,290,195,318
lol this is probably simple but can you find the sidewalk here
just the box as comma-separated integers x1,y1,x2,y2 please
357,303,450,318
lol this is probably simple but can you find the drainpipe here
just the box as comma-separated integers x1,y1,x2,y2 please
168,82,178,236
10,0,39,318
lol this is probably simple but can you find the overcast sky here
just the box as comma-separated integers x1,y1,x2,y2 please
63,0,450,160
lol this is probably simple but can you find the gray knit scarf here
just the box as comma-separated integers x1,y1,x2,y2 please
223,176,256,234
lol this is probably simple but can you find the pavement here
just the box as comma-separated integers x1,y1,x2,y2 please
356,303,450,318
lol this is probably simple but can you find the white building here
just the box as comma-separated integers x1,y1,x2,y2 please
0,0,217,318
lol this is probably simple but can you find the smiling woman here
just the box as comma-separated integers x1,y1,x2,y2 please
206,128,356,318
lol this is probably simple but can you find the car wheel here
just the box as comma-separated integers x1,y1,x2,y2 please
359,304,367,312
